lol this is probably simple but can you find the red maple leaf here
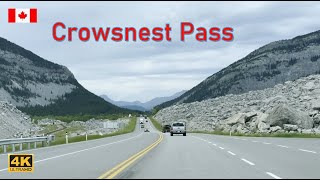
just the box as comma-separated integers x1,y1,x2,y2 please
18,11,27,20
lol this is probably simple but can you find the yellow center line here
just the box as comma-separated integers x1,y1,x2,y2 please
98,133,164,179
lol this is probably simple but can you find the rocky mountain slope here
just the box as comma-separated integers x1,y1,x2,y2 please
101,90,187,111
0,37,132,116
156,30,320,110
155,74,320,134
0,101,39,139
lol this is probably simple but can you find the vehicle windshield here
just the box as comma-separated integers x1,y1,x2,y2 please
172,123,185,127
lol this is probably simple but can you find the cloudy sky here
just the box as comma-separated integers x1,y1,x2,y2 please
1,1,320,102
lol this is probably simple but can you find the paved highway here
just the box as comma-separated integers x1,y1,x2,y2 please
123,133,320,179
0,117,319,179
0,117,159,179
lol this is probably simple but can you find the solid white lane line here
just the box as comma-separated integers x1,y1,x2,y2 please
0,133,143,172
219,147,224,150
241,158,255,165
227,151,236,155
277,145,289,148
299,149,317,154
263,142,271,145
0,131,142,157
266,172,282,179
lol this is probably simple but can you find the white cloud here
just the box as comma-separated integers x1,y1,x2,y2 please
1,2,320,102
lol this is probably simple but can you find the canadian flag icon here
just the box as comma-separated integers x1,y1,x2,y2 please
8,8,37,23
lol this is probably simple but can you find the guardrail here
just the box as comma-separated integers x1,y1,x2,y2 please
0,135,55,153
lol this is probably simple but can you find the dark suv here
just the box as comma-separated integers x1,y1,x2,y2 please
162,125,171,133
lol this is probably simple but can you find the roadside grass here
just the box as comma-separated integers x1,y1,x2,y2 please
149,116,162,132
54,125,85,138
191,130,320,138
32,114,131,123
0,117,137,153
49,116,136,146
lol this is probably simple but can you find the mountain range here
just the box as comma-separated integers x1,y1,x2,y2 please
0,37,133,116
155,30,320,110
100,90,187,111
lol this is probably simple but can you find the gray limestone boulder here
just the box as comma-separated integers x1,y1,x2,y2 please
270,126,282,133
226,113,246,126
283,124,299,131
264,105,313,129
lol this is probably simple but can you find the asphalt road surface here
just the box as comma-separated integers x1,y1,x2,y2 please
0,118,320,179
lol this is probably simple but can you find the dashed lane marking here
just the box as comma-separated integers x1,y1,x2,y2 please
266,172,282,179
241,158,255,166
298,149,317,154
277,145,289,148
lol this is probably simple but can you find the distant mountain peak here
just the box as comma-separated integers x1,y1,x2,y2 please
100,90,187,111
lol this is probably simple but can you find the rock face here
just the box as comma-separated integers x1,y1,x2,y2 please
0,37,129,116
155,74,320,134
0,38,76,107
156,30,320,110
0,101,39,139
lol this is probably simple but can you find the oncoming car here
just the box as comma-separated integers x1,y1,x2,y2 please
170,122,186,136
